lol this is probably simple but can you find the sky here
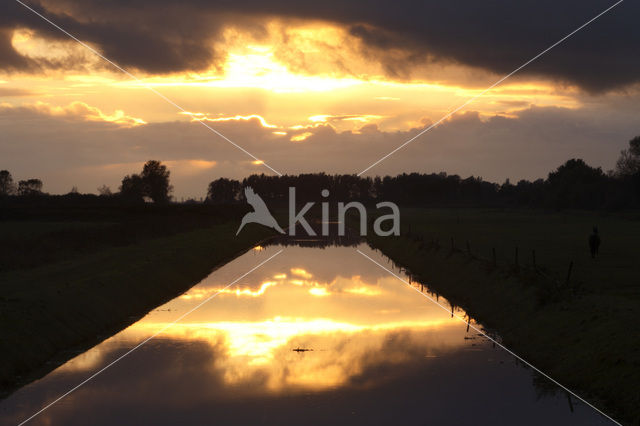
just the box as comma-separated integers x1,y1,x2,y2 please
1,0,639,198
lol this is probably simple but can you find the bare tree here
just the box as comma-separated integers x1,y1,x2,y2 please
97,185,113,196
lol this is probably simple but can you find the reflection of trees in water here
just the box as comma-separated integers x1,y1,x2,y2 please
264,237,360,250
263,219,362,249
521,363,577,414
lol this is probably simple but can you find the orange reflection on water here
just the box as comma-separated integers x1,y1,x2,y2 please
104,251,475,393
125,317,457,390
180,280,279,299
290,267,313,278
308,287,330,297
179,271,386,301
2,245,608,426
57,246,475,394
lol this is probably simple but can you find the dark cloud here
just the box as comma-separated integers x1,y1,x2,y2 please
0,1,229,74
0,26,33,71
1,0,638,91
341,0,638,92
0,1,55,70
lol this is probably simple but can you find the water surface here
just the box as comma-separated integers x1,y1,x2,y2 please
0,243,611,425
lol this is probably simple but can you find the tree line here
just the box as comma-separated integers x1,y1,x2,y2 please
0,160,173,204
2,137,640,209
0,173,43,197
206,137,640,209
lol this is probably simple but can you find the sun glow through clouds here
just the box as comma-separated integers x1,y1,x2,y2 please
0,14,611,198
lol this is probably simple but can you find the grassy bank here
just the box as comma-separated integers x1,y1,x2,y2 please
367,208,640,425
0,219,274,396
0,202,252,272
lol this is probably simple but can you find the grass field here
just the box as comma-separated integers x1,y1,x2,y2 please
398,208,640,297
0,203,252,272
0,221,112,238
368,208,640,425
0,219,275,396
1,206,638,422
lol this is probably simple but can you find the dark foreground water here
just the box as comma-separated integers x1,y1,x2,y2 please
0,243,613,425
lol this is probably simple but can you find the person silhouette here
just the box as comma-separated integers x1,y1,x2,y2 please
588,226,601,259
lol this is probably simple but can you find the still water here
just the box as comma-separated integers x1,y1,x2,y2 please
0,243,611,425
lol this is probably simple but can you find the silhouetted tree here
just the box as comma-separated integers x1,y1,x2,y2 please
17,179,43,196
119,174,146,202
547,159,609,208
140,160,172,203
615,136,640,177
0,170,16,196
207,155,635,210
119,161,172,203
206,178,241,204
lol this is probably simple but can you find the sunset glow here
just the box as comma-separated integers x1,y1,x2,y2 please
1,3,637,424
0,2,636,197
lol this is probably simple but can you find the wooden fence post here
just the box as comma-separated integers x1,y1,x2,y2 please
532,249,536,269
565,261,574,285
